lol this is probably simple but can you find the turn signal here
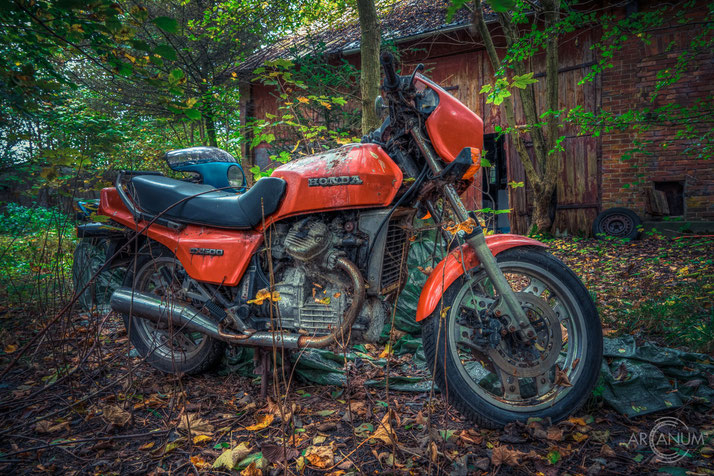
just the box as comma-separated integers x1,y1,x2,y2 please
462,148,482,180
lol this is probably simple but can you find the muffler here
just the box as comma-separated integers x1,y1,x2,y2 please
110,288,300,348
110,256,366,350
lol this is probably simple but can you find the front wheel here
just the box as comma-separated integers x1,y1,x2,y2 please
421,247,602,428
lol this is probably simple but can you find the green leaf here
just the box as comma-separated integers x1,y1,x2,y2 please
116,63,132,77
169,68,184,82
439,429,456,441
331,97,347,106
235,452,263,470
481,157,492,167
547,450,561,464
479,84,492,94
184,109,201,120
489,0,516,13
152,16,179,34
511,72,538,89
154,44,177,61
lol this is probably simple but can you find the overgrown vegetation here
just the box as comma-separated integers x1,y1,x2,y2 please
0,203,74,308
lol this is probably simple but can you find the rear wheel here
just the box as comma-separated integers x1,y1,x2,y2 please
122,246,224,375
73,238,126,313
421,247,602,428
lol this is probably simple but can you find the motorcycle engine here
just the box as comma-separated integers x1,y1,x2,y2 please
272,219,349,336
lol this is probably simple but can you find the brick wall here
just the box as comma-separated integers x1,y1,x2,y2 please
600,6,714,220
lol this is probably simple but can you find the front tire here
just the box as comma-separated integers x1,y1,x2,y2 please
421,247,602,428
122,245,225,375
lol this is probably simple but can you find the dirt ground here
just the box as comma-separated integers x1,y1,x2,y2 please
0,236,712,475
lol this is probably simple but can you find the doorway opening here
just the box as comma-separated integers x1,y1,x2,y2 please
481,134,510,233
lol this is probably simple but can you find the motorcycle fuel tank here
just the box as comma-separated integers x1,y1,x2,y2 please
269,143,403,221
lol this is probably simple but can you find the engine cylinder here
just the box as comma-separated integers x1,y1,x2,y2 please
284,219,331,261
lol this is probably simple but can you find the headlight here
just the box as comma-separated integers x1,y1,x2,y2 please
227,165,245,189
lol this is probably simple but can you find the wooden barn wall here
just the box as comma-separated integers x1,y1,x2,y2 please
399,28,601,235
245,25,602,234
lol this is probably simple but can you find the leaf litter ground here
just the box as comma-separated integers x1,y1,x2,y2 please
0,236,712,474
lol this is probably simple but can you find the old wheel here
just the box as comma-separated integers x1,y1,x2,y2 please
421,247,602,428
121,247,224,375
592,207,641,239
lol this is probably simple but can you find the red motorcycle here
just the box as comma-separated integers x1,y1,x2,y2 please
92,52,603,427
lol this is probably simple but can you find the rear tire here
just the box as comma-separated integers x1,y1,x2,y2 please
73,238,126,313
121,244,225,375
421,247,602,428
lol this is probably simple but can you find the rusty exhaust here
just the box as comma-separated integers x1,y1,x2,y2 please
109,256,365,349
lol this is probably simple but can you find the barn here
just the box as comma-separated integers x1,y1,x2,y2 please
237,0,714,236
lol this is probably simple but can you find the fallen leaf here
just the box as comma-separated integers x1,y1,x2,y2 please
347,400,367,416
4,344,17,353
179,414,214,435
546,426,564,441
567,417,587,426
247,289,280,305
161,438,185,455
590,430,610,444
446,217,477,235
261,443,299,464
34,420,69,433
241,462,262,476
213,442,252,469
245,414,273,431
370,411,398,445
572,432,589,443
103,405,131,427
190,455,210,469
305,445,334,468
429,441,438,463
417,266,434,276
458,429,483,445
139,441,155,451
193,434,212,445
491,445,523,466
554,365,572,387
600,444,616,457
546,449,561,464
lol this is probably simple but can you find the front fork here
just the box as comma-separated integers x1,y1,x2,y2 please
412,128,537,339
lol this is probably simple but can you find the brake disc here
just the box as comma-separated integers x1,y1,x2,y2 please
488,292,562,378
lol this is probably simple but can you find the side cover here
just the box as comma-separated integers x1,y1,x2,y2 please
98,187,262,286
415,235,548,321
269,143,402,222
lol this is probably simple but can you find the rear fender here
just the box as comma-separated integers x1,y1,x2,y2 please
76,222,127,239
415,234,548,321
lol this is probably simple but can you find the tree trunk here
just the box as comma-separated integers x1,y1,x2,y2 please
473,0,561,233
204,99,218,147
356,0,381,135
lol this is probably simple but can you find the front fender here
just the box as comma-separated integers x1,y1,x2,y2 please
415,234,548,321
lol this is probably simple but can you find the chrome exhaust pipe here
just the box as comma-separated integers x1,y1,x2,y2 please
110,288,300,348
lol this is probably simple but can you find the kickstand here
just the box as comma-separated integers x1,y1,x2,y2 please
254,348,271,399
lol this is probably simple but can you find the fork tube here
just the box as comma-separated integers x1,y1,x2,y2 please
411,128,533,333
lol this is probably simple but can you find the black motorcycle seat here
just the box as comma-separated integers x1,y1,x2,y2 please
129,175,286,229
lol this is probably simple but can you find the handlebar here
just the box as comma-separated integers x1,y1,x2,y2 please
380,51,399,90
